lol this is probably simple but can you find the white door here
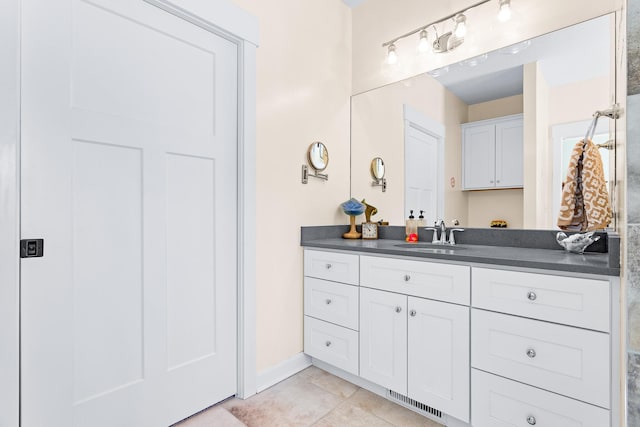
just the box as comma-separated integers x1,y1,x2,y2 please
462,123,495,189
359,287,407,393
20,1,238,426
495,118,524,188
404,110,444,224
407,297,470,423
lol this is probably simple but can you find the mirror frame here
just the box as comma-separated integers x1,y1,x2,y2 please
370,157,385,180
307,141,329,172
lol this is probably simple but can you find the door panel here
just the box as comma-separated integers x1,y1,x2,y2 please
495,119,524,187
462,124,495,189
359,287,407,393
408,297,470,423
21,1,238,426
72,141,144,403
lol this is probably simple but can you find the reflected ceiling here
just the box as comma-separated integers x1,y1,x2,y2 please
430,15,610,104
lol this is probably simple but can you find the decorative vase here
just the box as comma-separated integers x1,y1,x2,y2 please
343,215,362,239
341,198,365,239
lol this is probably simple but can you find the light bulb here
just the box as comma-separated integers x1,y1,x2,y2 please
454,14,467,38
386,43,398,65
498,0,512,22
418,29,429,52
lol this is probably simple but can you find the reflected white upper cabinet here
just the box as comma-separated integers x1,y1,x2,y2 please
462,114,523,190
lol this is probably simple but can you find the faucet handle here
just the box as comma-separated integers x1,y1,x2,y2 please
448,228,465,245
424,227,439,244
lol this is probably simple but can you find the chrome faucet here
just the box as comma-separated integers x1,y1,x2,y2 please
434,219,447,244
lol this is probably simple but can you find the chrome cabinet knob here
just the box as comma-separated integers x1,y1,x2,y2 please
395,306,402,313
325,341,332,347
325,299,332,305
404,274,411,282
325,263,332,269
526,415,537,425
527,291,537,301
526,348,537,358
409,310,417,317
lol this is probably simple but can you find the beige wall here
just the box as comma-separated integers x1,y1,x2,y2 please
352,0,620,94
351,74,468,226
467,189,524,228
231,0,352,373
466,95,524,228
549,77,611,126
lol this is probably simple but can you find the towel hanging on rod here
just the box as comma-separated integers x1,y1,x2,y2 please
557,110,613,231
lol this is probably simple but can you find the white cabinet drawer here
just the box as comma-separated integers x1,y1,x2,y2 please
471,369,610,427
360,255,470,305
471,309,610,408
304,249,359,285
304,277,358,330
472,267,610,332
304,316,358,375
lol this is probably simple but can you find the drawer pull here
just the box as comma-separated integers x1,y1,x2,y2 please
325,341,332,347
325,299,332,305
325,263,332,269
526,415,537,425
526,348,537,358
409,309,417,317
527,291,537,301
395,306,402,313
404,274,411,282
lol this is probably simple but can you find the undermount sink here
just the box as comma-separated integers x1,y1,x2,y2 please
394,243,467,250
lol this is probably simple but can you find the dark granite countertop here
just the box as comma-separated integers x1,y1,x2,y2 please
301,226,620,277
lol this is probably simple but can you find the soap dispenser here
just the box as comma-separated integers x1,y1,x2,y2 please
406,210,418,242
417,210,427,228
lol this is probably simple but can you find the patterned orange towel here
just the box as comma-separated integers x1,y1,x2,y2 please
557,139,612,231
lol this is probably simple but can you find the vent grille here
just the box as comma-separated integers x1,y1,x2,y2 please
387,390,444,421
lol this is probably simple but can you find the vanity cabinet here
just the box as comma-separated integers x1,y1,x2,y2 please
302,248,617,426
462,114,523,190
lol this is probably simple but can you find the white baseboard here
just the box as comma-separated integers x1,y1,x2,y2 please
255,352,312,393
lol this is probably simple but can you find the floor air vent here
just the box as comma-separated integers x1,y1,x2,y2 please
386,390,445,422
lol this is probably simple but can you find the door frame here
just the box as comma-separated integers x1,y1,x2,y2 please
0,2,259,425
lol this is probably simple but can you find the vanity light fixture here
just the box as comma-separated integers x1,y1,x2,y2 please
498,0,512,22
453,14,467,38
386,43,398,64
382,0,514,60
418,29,430,52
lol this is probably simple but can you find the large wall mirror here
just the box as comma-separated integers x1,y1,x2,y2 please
351,14,616,230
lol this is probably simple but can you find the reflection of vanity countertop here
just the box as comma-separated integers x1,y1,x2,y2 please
301,226,620,276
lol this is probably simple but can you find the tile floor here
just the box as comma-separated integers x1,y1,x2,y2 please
176,366,444,427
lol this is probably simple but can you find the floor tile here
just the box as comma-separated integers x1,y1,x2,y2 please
174,406,246,427
345,389,442,427
222,372,344,427
313,400,392,427
303,367,359,399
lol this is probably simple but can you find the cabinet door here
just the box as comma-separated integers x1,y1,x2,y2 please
359,288,407,393
495,117,523,188
408,297,470,423
462,124,495,190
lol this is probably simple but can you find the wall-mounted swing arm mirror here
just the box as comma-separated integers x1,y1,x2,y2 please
371,157,387,192
302,141,329,184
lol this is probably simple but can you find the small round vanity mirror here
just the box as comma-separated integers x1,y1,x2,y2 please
307,142,329,171
370,157,385,180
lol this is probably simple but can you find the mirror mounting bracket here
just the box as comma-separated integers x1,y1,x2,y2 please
302,165,328,184
372,177,387,192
